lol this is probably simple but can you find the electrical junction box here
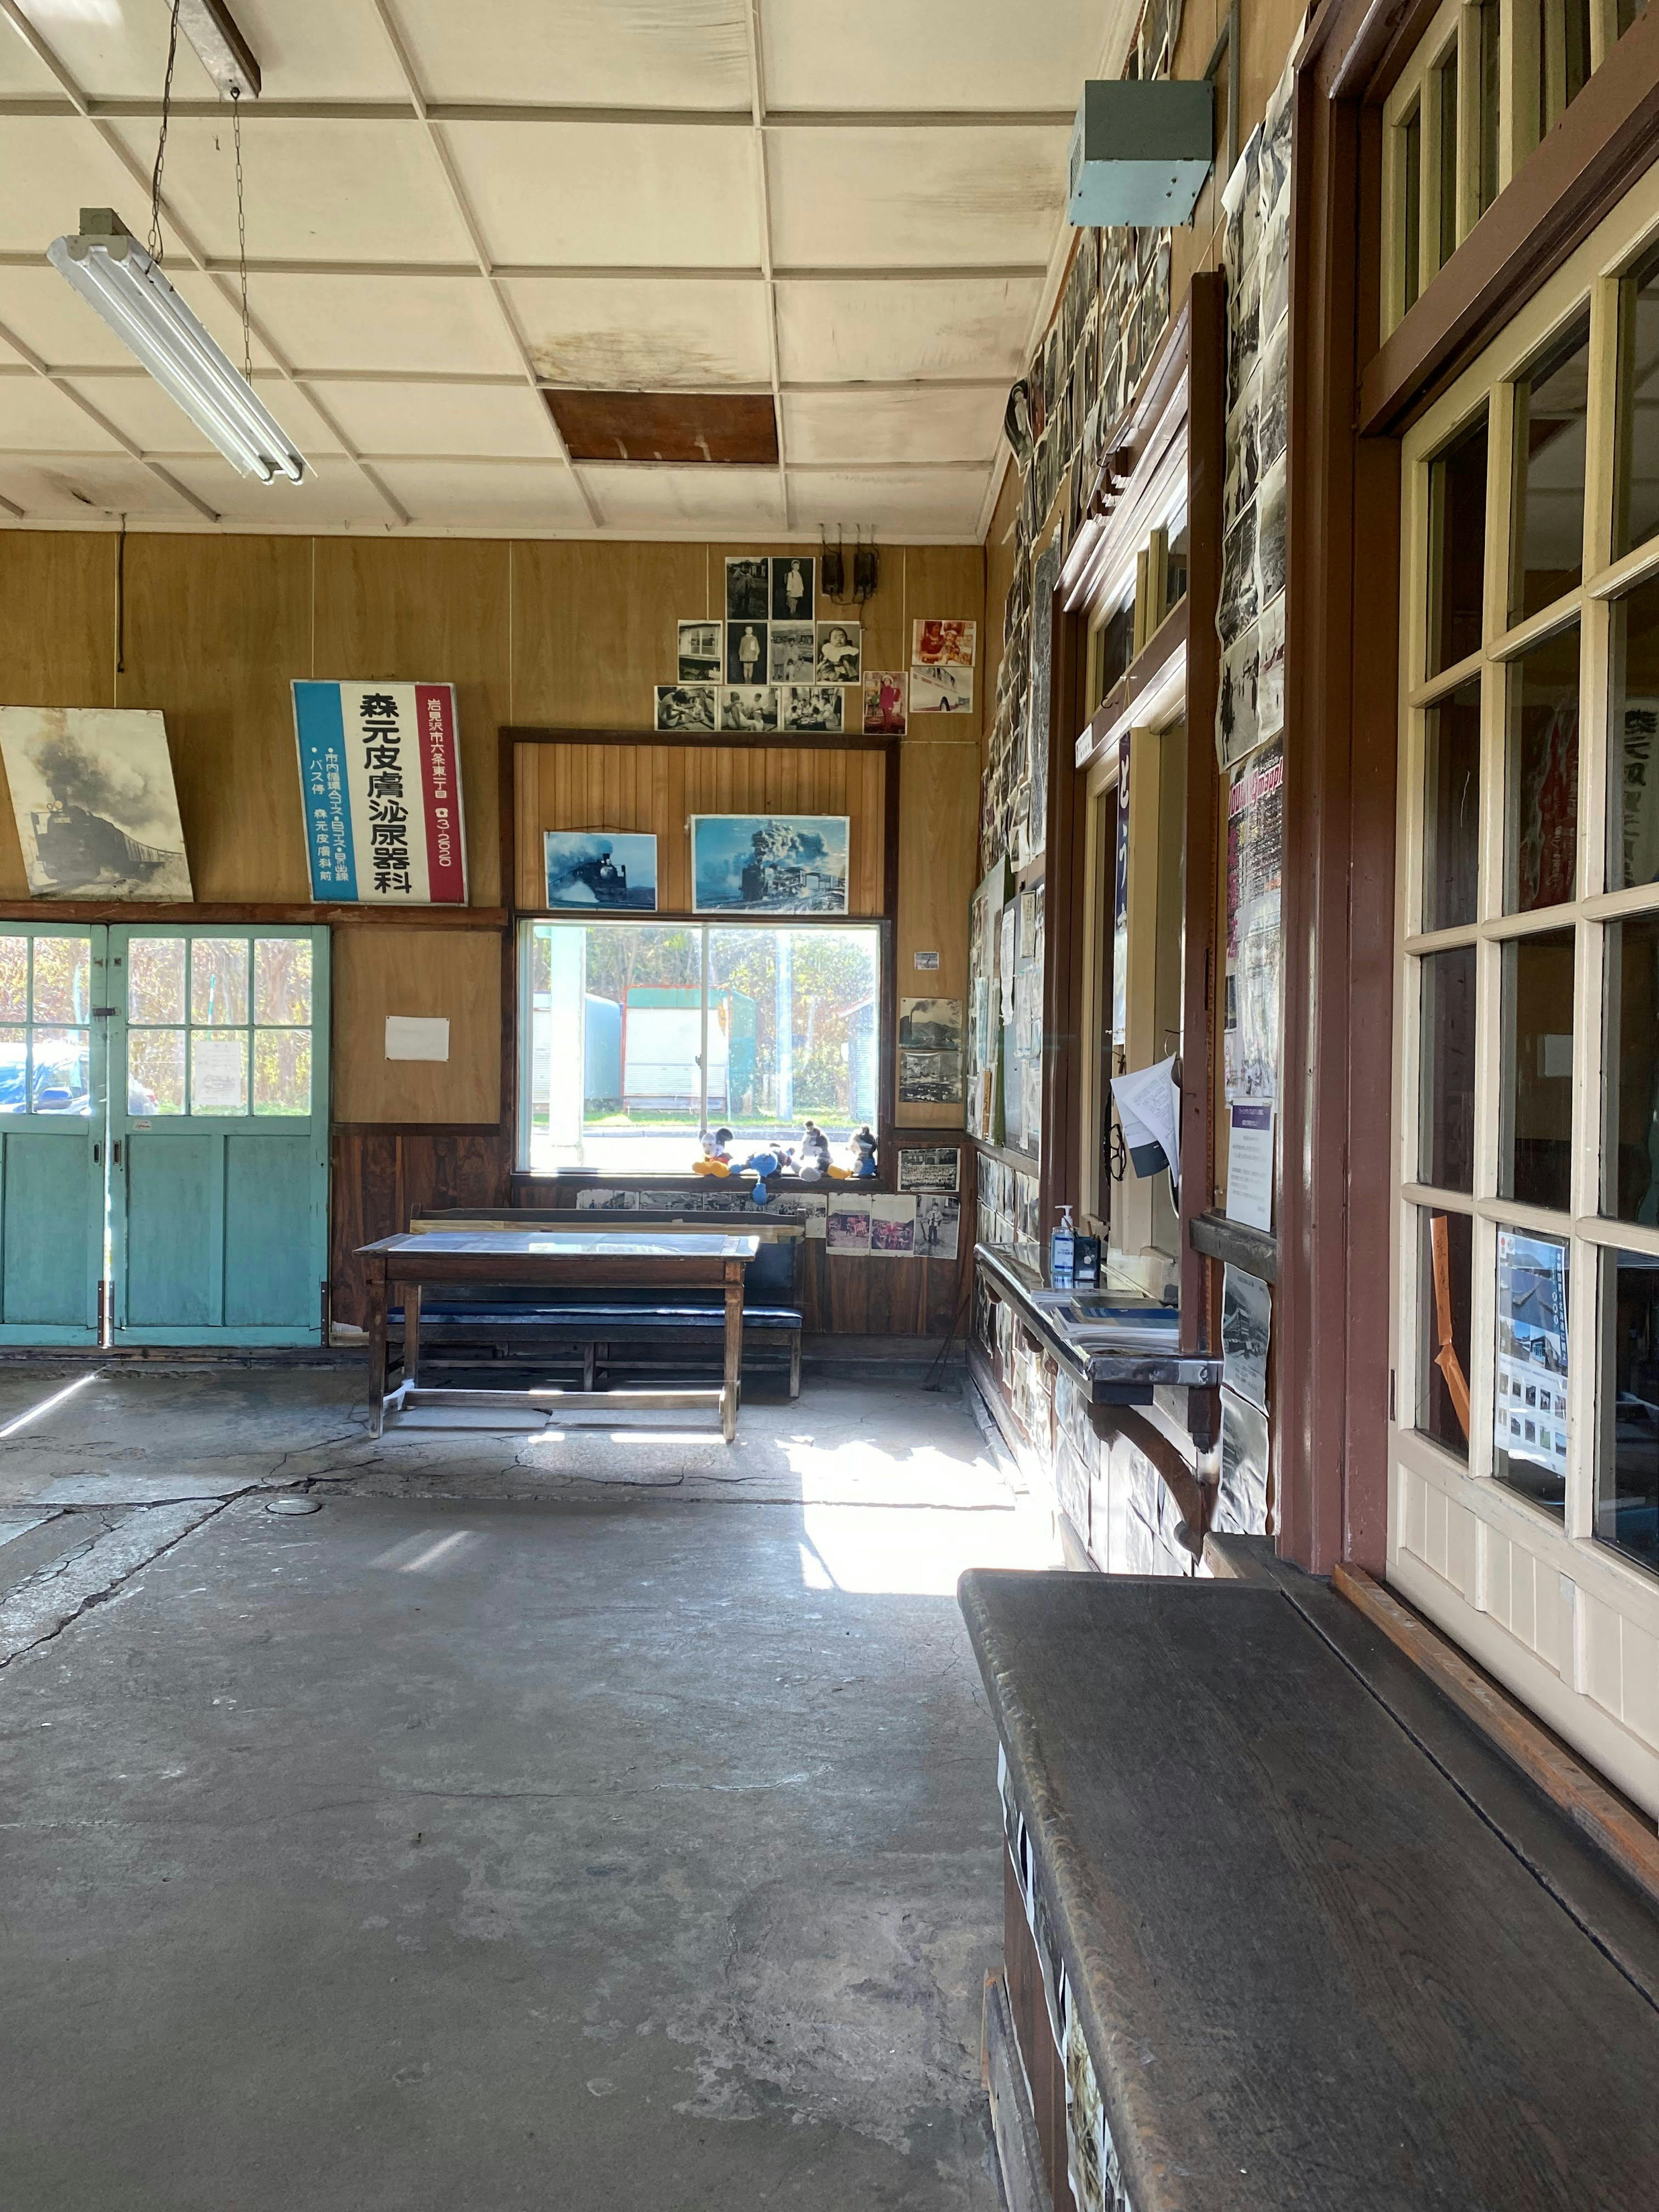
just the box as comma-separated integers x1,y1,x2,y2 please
1067,79,1214,227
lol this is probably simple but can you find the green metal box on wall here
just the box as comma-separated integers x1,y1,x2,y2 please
1067,81,1214,228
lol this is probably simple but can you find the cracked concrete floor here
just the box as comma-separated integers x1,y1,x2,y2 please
0,1365,1059,2209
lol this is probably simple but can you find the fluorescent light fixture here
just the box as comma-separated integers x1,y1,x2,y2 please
46,209,305,484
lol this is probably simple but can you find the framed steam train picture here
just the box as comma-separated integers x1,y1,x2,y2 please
689,815,849,915
544,832,658,912
0,706,193,900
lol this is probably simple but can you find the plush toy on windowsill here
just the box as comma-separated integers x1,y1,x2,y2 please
797,1119,830,1181
693,1126,734,1176
852,1126,877,1178
736,1145,794,1205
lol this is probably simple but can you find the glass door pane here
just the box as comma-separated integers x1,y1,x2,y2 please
1499,925,1575,1212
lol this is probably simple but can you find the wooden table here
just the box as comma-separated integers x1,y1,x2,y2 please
961,1565,1659,2212
358,1228,760,1441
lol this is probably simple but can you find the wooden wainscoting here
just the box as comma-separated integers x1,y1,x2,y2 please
330,1126,511,1330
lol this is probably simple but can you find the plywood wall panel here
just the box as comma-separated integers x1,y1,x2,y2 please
0,531,116,896
312,538,512,906
902,542,987,753
332,926,503,1123
511,540,708,728
514,738,887,913
118,534,313,902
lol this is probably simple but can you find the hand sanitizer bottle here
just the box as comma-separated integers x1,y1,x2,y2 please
1050,1204,1076,1288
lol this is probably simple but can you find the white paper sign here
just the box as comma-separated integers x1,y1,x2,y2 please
191,1033,244,1109
1111,1054,1180,1187
385,1016,451,1062
1227,1100,1274,1230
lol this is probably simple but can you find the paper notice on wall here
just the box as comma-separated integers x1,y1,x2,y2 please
1227,1101,1274,1230
799,1194,828,1239
1111,1054,1180,1186
385,1015,450,1061
191,1033,245,1109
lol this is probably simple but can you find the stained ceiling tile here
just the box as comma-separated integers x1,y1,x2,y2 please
767,126,1067,270
760,0,1109,110
0,451,201,521
502,276,772,389
394,0,751,108
775,276,1039,384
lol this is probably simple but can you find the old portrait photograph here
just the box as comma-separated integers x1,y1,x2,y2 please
544,831,657,912
912,619,976,667
915,1193,961,1260
0,706,191,899
910,665,973,714
1217,623,1260,769
690,814,849,914
718,686,780,734
676,620,721,683
862,671,907,735
896,1144,960,1192
769,622,816,684
654,683,718,733
771,555,814,621
815,620,862,684
899,997,963,1053
1255,457,1287,609
726,619,768,685
1218,501,1259,645
782,684,845,734
725,556,769,621
1257,316,1288,476
899,1049,963,1105
1221,1263,1271,1412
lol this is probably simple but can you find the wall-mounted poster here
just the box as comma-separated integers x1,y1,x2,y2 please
863,671,907,735
677,620,721,683
1494,1228,1569,1487
292,681,466,904
0,706,192,900
655,683,718,732
772,555,814,620
544,832,657,912
690,814,849,914
912,619,976,667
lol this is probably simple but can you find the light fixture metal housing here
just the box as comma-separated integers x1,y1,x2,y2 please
46,210,305,485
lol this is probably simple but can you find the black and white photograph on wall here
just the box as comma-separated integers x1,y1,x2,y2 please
1215,1385,1270,1535
896,1144,960,1192
1218,501,1258,644
782,684,845,734
911,666,973,714
915,1193,962,1261
899,996,963,1053
771,555,814,621
1261,197,1290,342
690,814,849,913
654,683,718,733
1256,459,1287,608
1224,374,1260,530
676,620,722,683
899,1048,963,1105
544,831,658,912
1217,624,1261,770
769,623,816,684
1223,133,1262,401
1257,593,1286,742
815,621,861,683
726,620,767,685
0,706,193,900
719,686,780,734
725,556,769,621
1221,1264,1272,1412
1257,319,1288,474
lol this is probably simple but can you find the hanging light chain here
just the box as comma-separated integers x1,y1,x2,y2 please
146,0,182,264
232,85,251,383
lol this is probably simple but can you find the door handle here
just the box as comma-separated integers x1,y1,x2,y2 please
112,1140,122,1166
92,1141,100,1163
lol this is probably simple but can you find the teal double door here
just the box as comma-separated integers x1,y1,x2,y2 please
0,923,329,1347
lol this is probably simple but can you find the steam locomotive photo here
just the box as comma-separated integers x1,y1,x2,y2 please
29,802,177,895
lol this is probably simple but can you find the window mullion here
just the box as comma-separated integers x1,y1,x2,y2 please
699,925,710,1133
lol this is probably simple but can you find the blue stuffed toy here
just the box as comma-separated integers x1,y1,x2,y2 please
737,1147,789,1204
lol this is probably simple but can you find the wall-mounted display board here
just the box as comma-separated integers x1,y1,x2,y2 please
511,740,888,917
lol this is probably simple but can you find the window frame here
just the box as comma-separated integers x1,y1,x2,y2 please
1391,164,1659,1808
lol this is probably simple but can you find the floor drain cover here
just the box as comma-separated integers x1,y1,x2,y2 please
266,1495,322,1516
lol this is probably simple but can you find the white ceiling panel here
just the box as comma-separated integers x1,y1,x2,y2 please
227,0,414,99
789,468,989,540
0,118,153,257
103,116,473,265
311,379,554,459
761,0,1109,110
245,274,521,375
783,385,1004,466
767,127,1067,270
442,123,761,269
0,264,155,368
504,276,771,389
0,0,215,99
776,276,1038,384
0,10,67,94
583,463,785,532
0,373,122,451
0,451,201,520
372,458,591,529
395,0,751,108
159,452,398,524
62,369,346,458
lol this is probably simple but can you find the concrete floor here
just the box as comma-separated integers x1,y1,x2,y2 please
0,1364,1058,2209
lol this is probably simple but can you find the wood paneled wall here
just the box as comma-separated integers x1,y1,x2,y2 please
513,740,888,915
331,927,503,1125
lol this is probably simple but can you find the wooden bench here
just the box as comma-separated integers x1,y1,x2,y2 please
395,1208,805,1399
960,1561,1659,2212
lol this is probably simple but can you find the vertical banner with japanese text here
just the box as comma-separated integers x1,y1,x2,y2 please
291,681,467,905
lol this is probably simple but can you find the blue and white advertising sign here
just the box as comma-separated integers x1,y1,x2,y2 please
292,681,467,905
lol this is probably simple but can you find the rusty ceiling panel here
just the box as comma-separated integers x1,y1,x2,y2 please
543,390,779,464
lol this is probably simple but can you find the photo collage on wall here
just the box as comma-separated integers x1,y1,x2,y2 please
654,557,917,738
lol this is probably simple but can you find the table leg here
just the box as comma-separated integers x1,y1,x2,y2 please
405,1281,423,1389
722,1261,744,1444
367,1259,388,1438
